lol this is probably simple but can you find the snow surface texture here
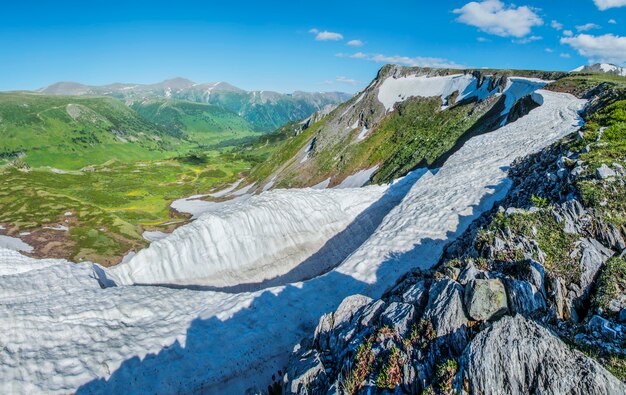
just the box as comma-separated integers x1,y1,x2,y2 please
0,90,585,394
107,186,389,288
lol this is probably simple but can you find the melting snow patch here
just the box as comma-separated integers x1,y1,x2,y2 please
43,225,69,231
311,178,331,190
209,179,244,198
377,74,493,112
0,236,33,253
356,127,369,141
142,231,170,242
500,77,548,117
335,166,379,189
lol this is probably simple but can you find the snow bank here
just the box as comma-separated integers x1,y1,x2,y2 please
334,166,379,189
377,74,548,117
377,74,499,112
107,186,388,288
0,90,585,394
500,77,548,116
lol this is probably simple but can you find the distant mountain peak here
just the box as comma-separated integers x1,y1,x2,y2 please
571,63,626,77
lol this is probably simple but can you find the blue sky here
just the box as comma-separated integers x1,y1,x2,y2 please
1,0,626,93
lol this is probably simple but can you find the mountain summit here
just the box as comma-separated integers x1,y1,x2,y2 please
571,63,626,77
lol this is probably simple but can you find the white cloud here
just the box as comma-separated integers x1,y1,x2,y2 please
346,39,364,47
335,76,360,85
512,35,542,44
593,0,626,11
477,37,491,42
545,48,554,53
453,0,543,38
576,23,601,32
309,28,343,41
551,20,564,30
560,53,572,58
563,30,574,37
336,52,466,68
609,19,618,24
561,33,626,63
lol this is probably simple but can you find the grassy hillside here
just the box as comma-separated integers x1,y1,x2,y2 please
0,152,252,265
0,92,189,169
0,93,274,264
130,99,260,147
249,94,502,188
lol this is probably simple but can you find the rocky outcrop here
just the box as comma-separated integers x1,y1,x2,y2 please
457,315,626,395
283,79,626,394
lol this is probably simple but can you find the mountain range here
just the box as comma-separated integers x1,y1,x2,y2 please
39,78,351,132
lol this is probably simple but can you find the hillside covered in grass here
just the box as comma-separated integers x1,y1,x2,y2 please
0,92,188,169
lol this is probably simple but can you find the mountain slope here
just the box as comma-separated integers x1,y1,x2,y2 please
0,92,188,169
129,99,259,147
248,65,562,190
39,79,352,132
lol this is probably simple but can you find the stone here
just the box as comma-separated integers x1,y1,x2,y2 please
285,346,328,395
457,315,626,395
504,278,546,316
618,309,626,323
458,261,487,285
424,278,469,354
464,279,508,321
380,302,416,337
401,280,428,306
596,164,617,180
314,294,372,352
588,315,618,340
579,238,614,297
358,299,386,328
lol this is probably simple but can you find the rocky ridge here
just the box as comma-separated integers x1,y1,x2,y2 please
280,77,626,394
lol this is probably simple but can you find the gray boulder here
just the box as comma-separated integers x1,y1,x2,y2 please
314,294,372,352
284,345,328,395
401,280,428,306
596,164,617,180
457,315,626,395
424,278,469,353
579,238,614,297
504,279,546,316
458,262,487,285
358,299,386,328
464,279,508,321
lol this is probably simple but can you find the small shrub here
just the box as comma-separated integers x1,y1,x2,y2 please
375,346,403,389
593,257,626,314
531,194,550,208
436,359,459,394
341,341,375,394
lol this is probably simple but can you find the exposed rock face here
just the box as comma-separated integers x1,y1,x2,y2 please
284,345,328,395
380,302,416,337
464,279,508,321
424,278,469,354
504,278,546,316
457,315,626,395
